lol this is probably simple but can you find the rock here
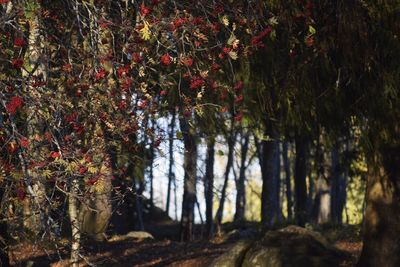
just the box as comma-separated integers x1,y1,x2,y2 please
210,240,253,267
108,231,154,242
223,228,259,242
278,225,332,248
241,226,346,267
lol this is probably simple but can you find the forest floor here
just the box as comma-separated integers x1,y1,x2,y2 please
9,223,363,267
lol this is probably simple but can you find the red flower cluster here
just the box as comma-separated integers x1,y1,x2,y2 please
181,57,193,67
50,151,61,159
6,96,23,114
65,112,77,124
117,65,130,78
118,100,127,110
173,17,188,30
234,81,244,91
95,68,106,81
12,58,24,69
140,3,151,17
14,38,25,47
16,187,26,201
161,53,172,65
234,111,244,121
19,138,29,148
132,52,143,63
251,27,272,47
234,95,244,105
190,76,205,89
63,63,72,72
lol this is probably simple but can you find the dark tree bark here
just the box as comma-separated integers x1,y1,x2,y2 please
330,142,347,224
275,142,281,219
312,136,331,224
259,122,280,226
282,141,293,220
357,138,400,267
294,133,309,227
234,132,250,222
0,183,10,267
215,131,236,226
166,112,176,215
149,139,155,206
204,137,215,237
104,123,133,234
179,117,197,242
132,173,144,231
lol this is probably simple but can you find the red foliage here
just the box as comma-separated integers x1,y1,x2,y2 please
16,187,26,201
234,81,244,92
132,52,143,63
50,151,61,159
251,26,272,47
6,96,23,115
19,138,29,148
181,57,194,67
220,106,228,113
214,4,224,15
173,18,188,29
118,100,127,110
79,166,87,174
234,111,244,121
117,65,130,78
95,68,107,81
13,38,25,47
63,63,72,72
190,77,205,89
87,177,98,186
12,58,24,69
65,112,77,124
234,95,244,105
140,3,151,17
161,53,172,65
306,37,315,47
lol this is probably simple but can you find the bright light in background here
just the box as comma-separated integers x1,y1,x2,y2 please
145,118,263,223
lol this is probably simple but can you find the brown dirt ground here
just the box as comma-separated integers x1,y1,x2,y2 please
9,238,362,267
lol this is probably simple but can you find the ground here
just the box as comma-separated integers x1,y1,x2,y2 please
9,224,362,267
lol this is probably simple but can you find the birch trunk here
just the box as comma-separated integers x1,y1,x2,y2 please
69,177,81,267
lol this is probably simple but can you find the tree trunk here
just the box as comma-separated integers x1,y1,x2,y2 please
149,118,155,206
179,117,197,242
330,142,346,224
312,136,331,224
22,0,48,235
204,137,215,238
358,141,400,267
132,173,144,231
69,177,81,267
0,179,9,267
215,131,235,226
166,112,176,215
79,127,113,241
260,123,280,226
234,133,250,222
282,141,293,220
294,134,309,227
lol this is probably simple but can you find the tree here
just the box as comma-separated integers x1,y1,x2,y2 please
282,141,293,220
179,116,198,241
234,131,250,222
204,136,215,237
